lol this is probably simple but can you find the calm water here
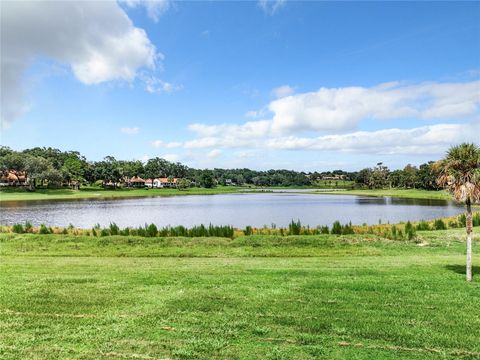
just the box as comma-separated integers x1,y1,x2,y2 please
0,193,464,228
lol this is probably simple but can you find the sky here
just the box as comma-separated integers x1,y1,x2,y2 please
1,0,479,171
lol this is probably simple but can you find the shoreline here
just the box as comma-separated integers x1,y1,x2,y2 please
0,187,450,203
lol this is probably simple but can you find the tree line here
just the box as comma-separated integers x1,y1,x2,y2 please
0,146,442,190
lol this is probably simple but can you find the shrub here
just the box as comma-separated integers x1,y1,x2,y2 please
146,223,158,237
288,220,301,235
448,220,458,228
342,222,354,235
458,214,466,227
12,223,24,234
62,228,68,234
416,221,430,231
320,226,329,234
473,213,480,227
24,221,33,233
244,225,253,236
433,219,447,230
391,225,398,239
331,221,342,235
109,222,120,236
404,221,416,240
100,229,109,237
39,224,50,234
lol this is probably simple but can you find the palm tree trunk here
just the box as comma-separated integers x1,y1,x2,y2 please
466,198,473,282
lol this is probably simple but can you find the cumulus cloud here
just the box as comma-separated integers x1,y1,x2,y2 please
160,153,180,162
258,0,287,15
120,127,139,135
150,140,182,148
150,78,479,156
173,80,479,139
152,120,479,155
207,149,222,159
271,85,295,98
1,0,162,127
122,0,171,22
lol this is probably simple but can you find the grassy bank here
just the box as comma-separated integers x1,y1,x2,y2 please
0,186,243,202
319,188,451,200
1,229,479,359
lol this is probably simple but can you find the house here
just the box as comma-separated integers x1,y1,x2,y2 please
154,177,178,188
145,177,178,188
0,171,27,186
225,178,236,186
129,176,145,188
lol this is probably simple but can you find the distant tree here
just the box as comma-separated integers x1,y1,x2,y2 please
198,170,215,188
24,156,53,190
418,162,441,190
144,157,168,188
176,178,191,190
436,143,480,281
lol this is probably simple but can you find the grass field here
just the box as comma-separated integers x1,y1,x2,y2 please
0,186,243,202
319,188,452,201
1,229,479,359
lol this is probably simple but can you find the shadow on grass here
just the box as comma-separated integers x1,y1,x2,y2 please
445,264,480,275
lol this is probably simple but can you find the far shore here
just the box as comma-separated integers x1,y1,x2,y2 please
0,186,451,203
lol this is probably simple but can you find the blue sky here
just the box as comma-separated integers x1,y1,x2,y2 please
1,0,479,171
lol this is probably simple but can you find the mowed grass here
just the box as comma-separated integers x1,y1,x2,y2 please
320,188,452,200
0,186,243,202
0,229,479,359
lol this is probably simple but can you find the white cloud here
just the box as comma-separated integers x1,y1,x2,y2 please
150,140,182,148
120,127,139,135
267,80,480,134
258,0,286,15
161,153,180,162
271,85,295,98
151,120,479,156
149,78,479,158
142,74,182,93
123,0,171,22
1,0,163,127
207,149,222,159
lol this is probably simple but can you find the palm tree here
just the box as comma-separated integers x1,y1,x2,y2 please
436,143,480,281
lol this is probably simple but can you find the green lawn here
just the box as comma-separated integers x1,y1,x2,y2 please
0,229,479,359
0,186,243,202
319,188,452,200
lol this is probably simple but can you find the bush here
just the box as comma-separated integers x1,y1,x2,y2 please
331,221,342,235
289,220,301,235
404,221,416,240
342,222,354,235
109,222,120,236
39,224,50,234
146,223,158,237
100,229,109,237
244,225,253,236
433,219,446,230
416,220,430,231
458,214,466,227
320,226,329,234
12,223,24,234
24,221,33,233
473,213,480,227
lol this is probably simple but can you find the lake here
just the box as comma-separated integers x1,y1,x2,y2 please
0,193,465,229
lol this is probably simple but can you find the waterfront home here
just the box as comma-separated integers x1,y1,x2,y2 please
0,171,27,186
129,176,146,188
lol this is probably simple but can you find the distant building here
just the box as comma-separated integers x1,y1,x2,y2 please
0,171,27,186
129,176,145,188
146,177,178,188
